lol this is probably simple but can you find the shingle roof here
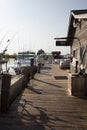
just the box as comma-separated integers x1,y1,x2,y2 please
71,10,87,19
54,10,87,46
67,9,87,45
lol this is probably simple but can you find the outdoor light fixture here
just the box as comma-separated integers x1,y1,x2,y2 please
73,20,78,28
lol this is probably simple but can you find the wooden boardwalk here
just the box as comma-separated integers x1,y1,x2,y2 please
0,63,87,130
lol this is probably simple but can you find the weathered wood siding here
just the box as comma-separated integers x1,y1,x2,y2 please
71,20,87,60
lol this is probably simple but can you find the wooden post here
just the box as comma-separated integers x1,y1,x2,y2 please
1,74,11,112
75,60,78,73
31,58,34,79
37,63,41,73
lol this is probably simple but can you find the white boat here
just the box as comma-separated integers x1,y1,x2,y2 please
8,51,37,75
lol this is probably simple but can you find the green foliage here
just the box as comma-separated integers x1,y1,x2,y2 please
0,53,17,59
37,49,45,55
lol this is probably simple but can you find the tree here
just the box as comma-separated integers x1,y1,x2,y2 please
37,49,45,55
51,51,61,59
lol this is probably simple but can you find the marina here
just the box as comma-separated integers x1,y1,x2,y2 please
0,4,87,129
0,51,38,112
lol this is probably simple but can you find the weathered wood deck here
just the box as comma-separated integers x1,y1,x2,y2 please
0,63,87,130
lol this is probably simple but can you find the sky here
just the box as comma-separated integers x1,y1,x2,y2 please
0,0,87,54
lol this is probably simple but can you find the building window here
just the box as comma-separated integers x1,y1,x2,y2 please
73,49,79,59
73,50,75,58
80,46,84,60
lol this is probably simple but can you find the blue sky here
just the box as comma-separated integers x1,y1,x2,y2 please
0,0,87,54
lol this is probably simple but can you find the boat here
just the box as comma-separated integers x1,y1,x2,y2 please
8,51,37,76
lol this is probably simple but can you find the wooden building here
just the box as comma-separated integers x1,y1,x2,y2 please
55,9,87,74
67,9,87,74
55,9,87,97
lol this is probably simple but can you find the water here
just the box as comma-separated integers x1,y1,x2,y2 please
8,58,15,66
2,58,16,75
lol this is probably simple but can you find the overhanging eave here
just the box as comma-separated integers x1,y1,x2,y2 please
54,37,72,46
